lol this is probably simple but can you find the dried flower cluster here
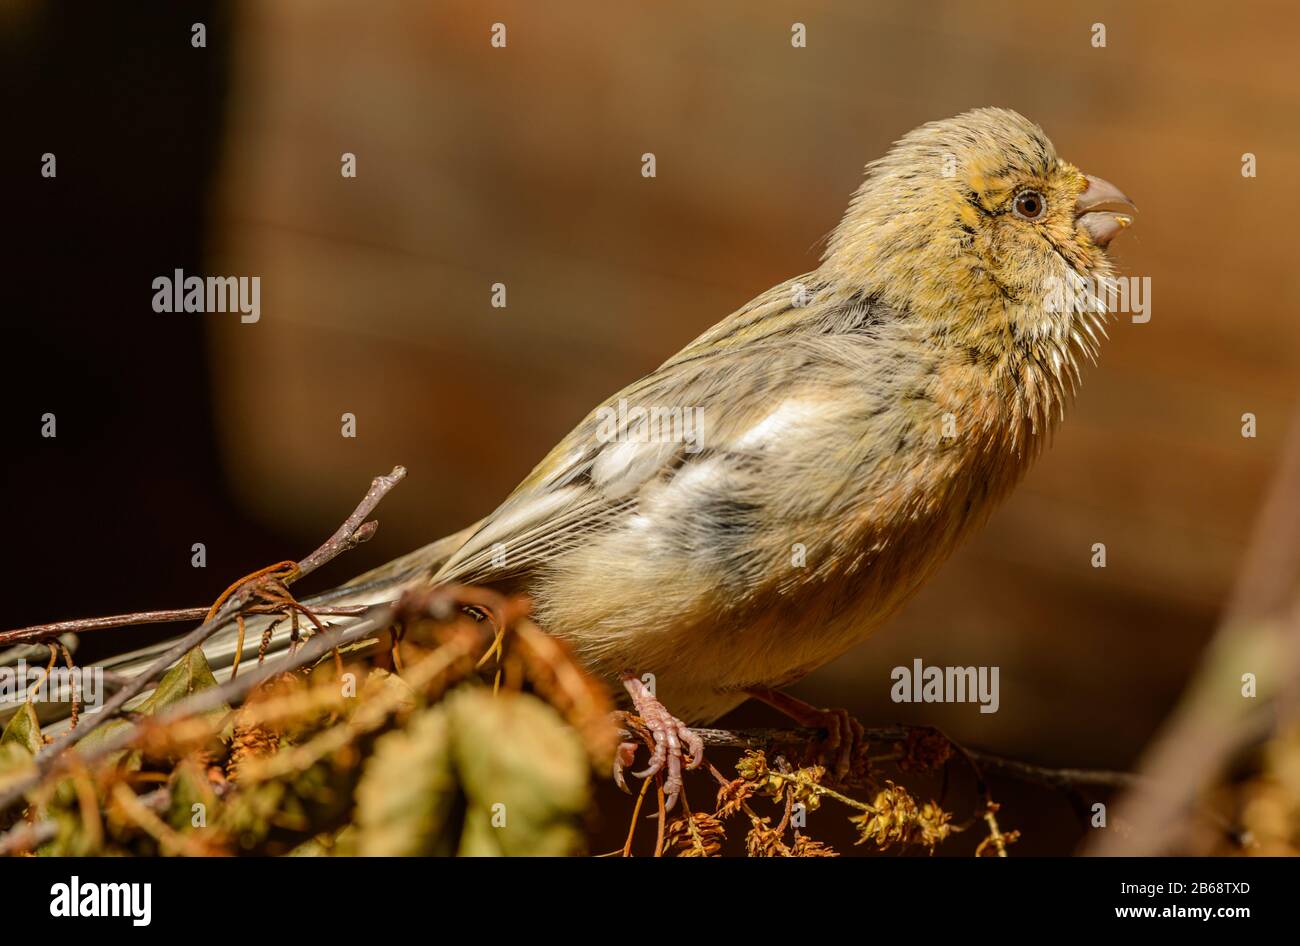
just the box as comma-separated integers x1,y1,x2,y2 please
652,746,976,858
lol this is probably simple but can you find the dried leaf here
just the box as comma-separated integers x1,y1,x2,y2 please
791,834,839,857
715,777,756,818
736,749,769,782
664,812,725,856
745,821,792,857
227,708,279,784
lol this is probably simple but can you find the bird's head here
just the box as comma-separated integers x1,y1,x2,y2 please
826,105,1133,323
821,107,1135,368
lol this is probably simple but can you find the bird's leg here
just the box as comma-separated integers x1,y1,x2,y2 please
614,672,703,812
744,686,864,782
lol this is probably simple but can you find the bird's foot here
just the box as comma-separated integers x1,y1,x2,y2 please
744,686,864,783
614,673,703,811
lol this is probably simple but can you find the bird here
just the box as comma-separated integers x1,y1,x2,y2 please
105,107,1134,809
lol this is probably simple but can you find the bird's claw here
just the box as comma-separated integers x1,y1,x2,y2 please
616,673,703,811
612,740,638,794
811,706,865,782
745,687,864,782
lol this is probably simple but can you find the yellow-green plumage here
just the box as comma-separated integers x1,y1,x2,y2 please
409,107,1131,722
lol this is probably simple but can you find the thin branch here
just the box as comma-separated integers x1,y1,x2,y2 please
0,606,373,649
637,725,1141,792
0,468,405,817
960,750,1140,791
0,609,207,649
294,466,404,580
0,603,374,651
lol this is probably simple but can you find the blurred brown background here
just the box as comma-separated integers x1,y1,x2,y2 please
5,1,1298,853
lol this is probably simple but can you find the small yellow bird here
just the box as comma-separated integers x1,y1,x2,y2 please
116,107,1136,808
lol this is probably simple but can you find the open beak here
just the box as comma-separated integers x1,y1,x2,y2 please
1075,174,1136,248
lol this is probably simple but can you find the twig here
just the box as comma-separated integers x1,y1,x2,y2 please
0,468,406,817
654,783,666,857
0,609,208,649
630,725,1142,792
4,590,512,856
960,749,1140,791
294,466,404,580
619,777,653,857
0,605,374,651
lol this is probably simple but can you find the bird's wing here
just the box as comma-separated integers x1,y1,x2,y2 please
433,278,898,586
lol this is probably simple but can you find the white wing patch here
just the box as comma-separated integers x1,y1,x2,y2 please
734,400,819,451
591,437,680,500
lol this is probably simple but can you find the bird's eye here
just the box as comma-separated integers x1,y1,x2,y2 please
1012,190,1046,221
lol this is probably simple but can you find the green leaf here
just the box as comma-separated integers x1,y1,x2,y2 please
448,688,588,857
166,759,219,833
0,704,44,795
75,718,141,773
0,743,36,793
353,702,459,856
0,702,43,756
135,647,224,716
